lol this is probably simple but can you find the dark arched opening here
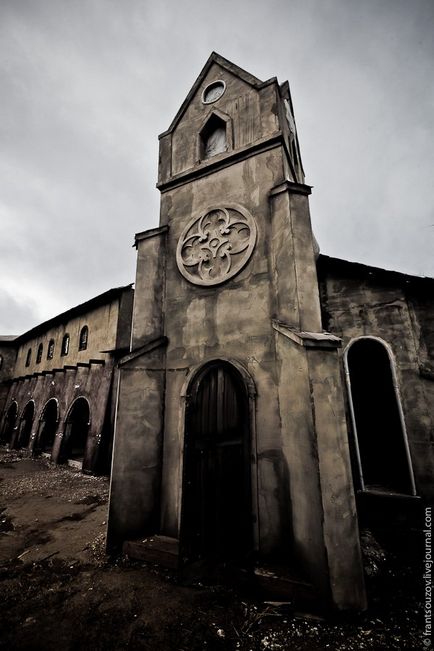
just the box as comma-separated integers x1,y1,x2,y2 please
61,333,70,357
36,399,58,454
18,401,35,449
346,338,415,494
1,402,18,446
62,398,90,462
200,114,228,160
79,325,88,351
36,343,43,364
181,361,252,563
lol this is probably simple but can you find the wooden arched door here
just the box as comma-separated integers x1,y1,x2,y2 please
182,361,252,562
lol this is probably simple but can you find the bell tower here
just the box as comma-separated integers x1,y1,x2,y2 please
108,53,366,611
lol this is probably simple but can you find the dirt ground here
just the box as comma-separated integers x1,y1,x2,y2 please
0,449,425,650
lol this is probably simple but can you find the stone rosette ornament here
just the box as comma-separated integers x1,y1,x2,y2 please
176,204,257,286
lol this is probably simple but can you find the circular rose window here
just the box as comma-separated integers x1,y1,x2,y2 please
176,205,257,286
202,80,226,104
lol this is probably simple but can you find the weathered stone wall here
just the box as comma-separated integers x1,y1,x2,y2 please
0,343,17,416
156,147,362,605
14,297,122,377
159,147,286,548
108,54,366,610
2,361,114,472
0,343,16,382
318,255,434,500
107,343,166,549
1,287,134,474
131,228,166,350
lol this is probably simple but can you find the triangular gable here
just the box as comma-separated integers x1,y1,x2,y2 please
160,52,275,138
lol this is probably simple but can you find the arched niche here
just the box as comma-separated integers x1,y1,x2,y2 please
36,399,59,455
61,397,91,462
1,401,18,446
197,110,233,161
344,336,416,495
79,325,89,351
18,400,35,449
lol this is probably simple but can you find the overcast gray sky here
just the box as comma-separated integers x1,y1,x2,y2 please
1,0,433,334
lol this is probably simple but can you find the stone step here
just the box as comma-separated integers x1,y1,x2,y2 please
67,458,83,470
252,564,318,607
123,535,180,569
123,538,318,607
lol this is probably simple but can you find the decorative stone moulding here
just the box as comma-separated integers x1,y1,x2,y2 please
201,80,226,104
176,204,257,286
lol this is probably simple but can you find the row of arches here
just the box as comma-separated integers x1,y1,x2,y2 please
1,397,90,463
25,326,89,367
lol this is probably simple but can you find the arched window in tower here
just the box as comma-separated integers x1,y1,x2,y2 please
47,339,55,360
0,355,3,371
36,343,43,364
200,113,228,160
25,348,32,367
79,326,88,351
61,333,70,357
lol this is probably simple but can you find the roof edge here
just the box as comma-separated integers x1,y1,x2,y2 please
318,254,434,284
159,52,266,138
15,284,134,345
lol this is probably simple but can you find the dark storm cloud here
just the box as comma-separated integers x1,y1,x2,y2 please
0,0,433,332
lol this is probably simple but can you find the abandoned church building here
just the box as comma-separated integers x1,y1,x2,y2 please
1,53,433,610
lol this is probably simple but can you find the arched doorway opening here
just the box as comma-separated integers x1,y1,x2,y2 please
36,399,59,455
1,402,18,446
181,360,253,563
62,398,90,462
18,401,35,449
345,337,416,495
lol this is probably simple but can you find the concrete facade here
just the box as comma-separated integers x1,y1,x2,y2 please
0,285,133,474
107,53,369,610
318,255,434,503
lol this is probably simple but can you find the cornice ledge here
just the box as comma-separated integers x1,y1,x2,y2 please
157,133,283,192
269,180,312,198
134,225,169,248
118,336,168,367
272,320,342,349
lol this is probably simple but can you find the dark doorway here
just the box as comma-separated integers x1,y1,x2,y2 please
1,402,18,446
36,400,58,454
18,401,35,449
347,338,414,494
62,398,90,462
182,361,252,563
